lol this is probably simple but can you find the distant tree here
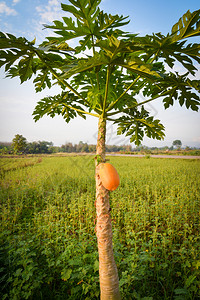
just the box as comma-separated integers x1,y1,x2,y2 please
61,142,75,152
26,141,53,153
0,142,12,149
88,144,96,152
125,145,132,152
26,141,39,153
39,141,53,153
12,134,27,154
81,142,89,152
0,142,12,154
0,147,8,154
185,146,191,151
173,140,182,149
48,144,57,153
76,141,84,152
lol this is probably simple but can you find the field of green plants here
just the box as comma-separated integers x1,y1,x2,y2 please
0,155,199,300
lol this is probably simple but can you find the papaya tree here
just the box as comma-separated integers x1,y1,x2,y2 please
0,1,200,298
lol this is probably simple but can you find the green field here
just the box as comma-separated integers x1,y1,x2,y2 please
0,156,200,300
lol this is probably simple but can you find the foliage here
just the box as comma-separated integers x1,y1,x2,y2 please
0,156,200,299
1,137,54,155
12,134,27,154
2,138,200,155
26,141,54,154
0,143,12,154
0,1,200,145
173,140,182,148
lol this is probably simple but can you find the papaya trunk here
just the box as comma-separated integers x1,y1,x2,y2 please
95,116,121,300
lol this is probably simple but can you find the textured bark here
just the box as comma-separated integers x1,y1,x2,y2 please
95,116,121,300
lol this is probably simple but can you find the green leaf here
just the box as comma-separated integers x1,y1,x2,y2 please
15,268,22,277
87,86,103,111
158,72,200,111
61,52,109,79
0,32,37,75
179,43,200,65
32,92,87,122
95,35,125,58
62,36,161,80
115,106,165,146
185,274,196,288
75,35,92,53
157,39,200,75
0,31,75,92
44,0,102,43
96,11,130,35
174,288,187,295
0,32,35,51
96,36,161,79
18,53,34,83
62,0,101,23
171,9,200,42
94,260,99,272
33,70,52,92
116,57,160,79
127,32,200,75
0,48,27,71
39,39,74,54
44,0,129,54
61,268,72,281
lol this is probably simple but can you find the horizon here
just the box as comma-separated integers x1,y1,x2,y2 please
1,137,199,150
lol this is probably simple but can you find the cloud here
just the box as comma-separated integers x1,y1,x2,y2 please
0,1,17,15
32,0,70,43
12,0,20,4
36,0,63,24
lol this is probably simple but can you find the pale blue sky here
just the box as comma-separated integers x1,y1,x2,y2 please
0,0,200,147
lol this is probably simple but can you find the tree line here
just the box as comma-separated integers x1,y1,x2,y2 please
0,134,133,154
0,135,198,155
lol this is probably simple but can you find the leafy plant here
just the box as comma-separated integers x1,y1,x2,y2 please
0,156,200,299
11,134,27,154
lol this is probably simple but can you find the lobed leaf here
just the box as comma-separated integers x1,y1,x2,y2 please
157,73,200,111
115,106,165,146
32,92,87,123
33,70,52,92
171,9,200,42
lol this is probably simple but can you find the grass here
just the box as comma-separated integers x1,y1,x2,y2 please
0,155,200,299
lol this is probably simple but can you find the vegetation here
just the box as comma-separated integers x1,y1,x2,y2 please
12,134,27,154
0,155,199,300
173,140,182,149
0,139,131,155
1,139,200,156
0,139,54,155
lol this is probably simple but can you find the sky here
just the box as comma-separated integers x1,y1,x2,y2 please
0,0,200,148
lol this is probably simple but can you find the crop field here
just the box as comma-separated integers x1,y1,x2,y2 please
0,155,200,300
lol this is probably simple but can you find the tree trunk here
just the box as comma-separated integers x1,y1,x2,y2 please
95,116,121,300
